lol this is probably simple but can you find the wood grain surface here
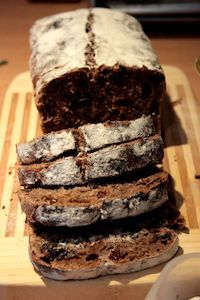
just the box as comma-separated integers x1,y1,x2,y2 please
0,65,200,299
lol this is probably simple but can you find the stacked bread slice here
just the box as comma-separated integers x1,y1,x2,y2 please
16,116,184,280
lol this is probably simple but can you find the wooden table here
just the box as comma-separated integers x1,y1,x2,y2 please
0,1,200,299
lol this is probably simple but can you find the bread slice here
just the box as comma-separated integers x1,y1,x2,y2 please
30,8,165,132
16,115,155,165
30,227,178,281
16,130,77,165
29,203,181,281
18,170,169,227
18,134,163,187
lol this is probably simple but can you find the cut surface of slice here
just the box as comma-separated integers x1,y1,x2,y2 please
19,170,169,227
28,201,185,280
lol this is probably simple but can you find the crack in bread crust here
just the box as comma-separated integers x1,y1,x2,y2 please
84,11,96,67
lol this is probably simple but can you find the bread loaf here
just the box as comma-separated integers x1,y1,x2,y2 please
14,8,183,282
30,8,165,132
18,170,169,227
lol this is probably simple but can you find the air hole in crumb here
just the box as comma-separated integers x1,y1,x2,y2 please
86,253,99,261
141,85,151,99
41,256,51,264
116,99,132,107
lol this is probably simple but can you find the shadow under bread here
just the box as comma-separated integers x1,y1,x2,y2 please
161,92,187,147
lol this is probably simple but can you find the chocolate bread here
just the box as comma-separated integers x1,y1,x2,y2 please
30,8,165,132
29,202,182,280
18,170,169,227
16,116,155,164
16,130,77,165
18,134,163,187
30,226,178,281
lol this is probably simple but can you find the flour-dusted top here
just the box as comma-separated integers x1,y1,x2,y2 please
93,8,160,68
30,8,163,96
30,9,88,87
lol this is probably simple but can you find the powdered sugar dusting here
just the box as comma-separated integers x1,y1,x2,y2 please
17,130,76,164
81,116,155,152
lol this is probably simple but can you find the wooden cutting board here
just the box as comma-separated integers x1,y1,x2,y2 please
0,65,200,300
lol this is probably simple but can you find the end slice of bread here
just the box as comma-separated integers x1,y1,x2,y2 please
29,222,178,281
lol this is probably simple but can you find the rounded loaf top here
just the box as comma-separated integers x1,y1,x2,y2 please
30,8,163,90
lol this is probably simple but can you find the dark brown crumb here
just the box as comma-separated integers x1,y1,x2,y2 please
2,205,5,210
38,67,165,133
